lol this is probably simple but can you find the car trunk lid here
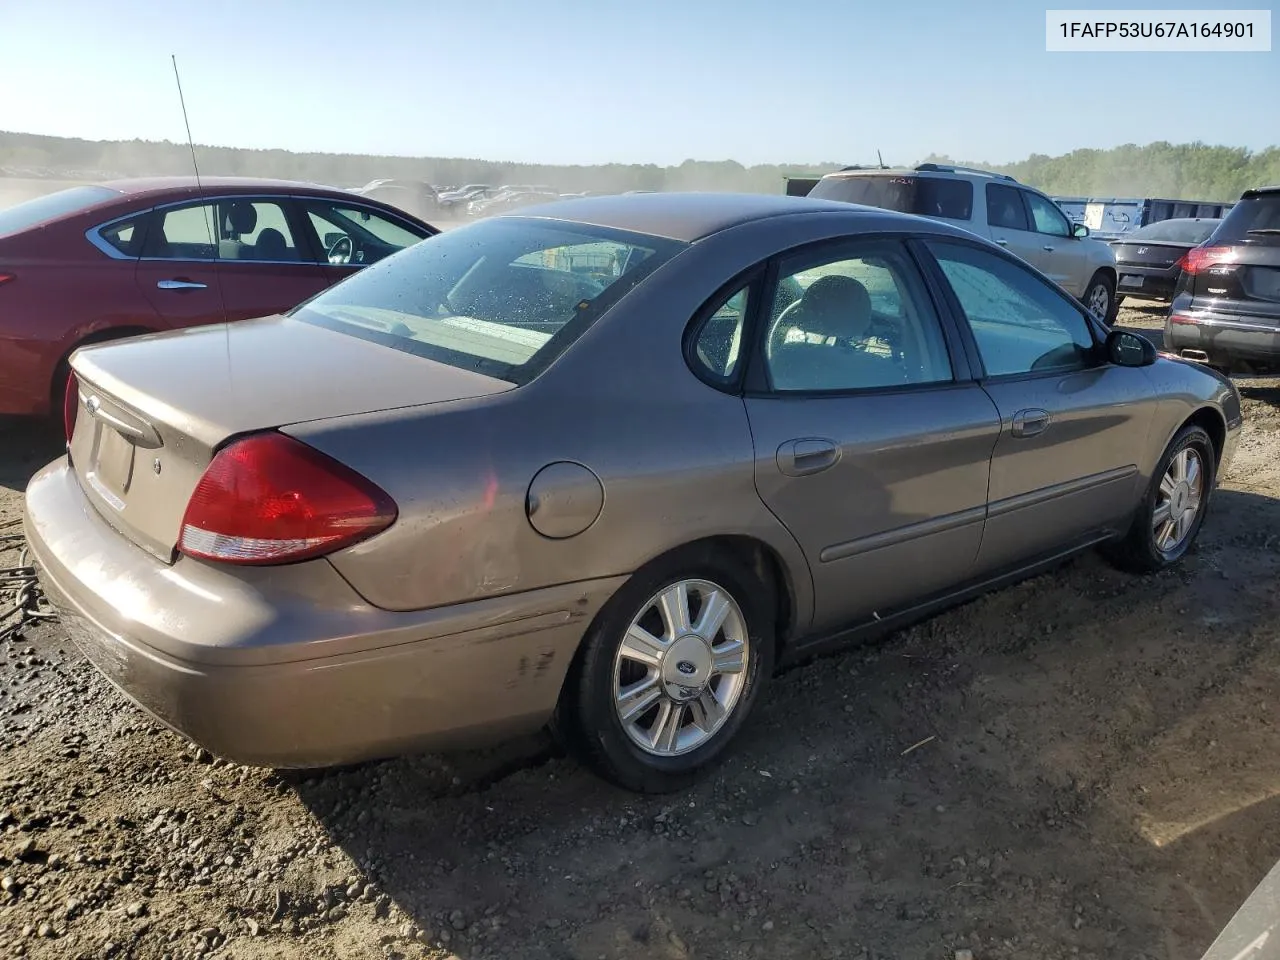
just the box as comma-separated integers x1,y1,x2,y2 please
67,315,514,562
1111,240,1188,268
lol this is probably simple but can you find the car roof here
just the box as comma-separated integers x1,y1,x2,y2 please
98,176,352,199
1242,185,1280,198
502,191,900,242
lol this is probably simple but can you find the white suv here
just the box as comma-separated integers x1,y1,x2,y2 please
808,163,1119,323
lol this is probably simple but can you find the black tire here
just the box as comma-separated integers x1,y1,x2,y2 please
1084,271,1118,326
558,545,776,793
1104,424,1216,573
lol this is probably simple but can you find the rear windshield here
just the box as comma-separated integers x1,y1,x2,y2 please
0,185,119,238
292,217,685,384
808,174,974,220
1126,218,1221,244
1211,194,1280,245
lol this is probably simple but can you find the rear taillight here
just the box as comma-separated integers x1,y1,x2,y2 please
1178,246,1238,274
63,374,79,444
178,432,397,565
1169,314,1198,325
0,273,15,287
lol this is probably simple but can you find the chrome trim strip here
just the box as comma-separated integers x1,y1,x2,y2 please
987,465,1137,519
820,505,986,563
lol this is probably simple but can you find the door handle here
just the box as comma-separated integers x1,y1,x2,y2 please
995,238,1009,246
1010,408,1051,438
777,438,840,477
157,279,207,290
1042,245,1055,251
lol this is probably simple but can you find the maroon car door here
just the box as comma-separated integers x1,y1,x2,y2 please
136,197,329,330
207,198,330,321
134,201,226,330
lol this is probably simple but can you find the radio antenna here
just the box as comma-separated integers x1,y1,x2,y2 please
169,54,228,324
877,149,886,169
172,55,204,192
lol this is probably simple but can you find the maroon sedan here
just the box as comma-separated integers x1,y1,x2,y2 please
0,177,438,417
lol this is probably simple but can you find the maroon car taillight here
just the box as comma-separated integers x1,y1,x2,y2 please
178,432,397,566
0,273,15,287
63,373,79,444
1169,314,1199,325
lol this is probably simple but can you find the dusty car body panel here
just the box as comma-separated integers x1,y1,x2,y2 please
25,461,626,766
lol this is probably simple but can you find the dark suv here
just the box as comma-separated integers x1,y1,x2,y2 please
1165,185,1280,373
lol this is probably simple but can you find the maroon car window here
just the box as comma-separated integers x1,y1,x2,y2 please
99,218,143,257
140,200,305,262
302,201,427,267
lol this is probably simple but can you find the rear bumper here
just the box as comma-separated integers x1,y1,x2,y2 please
1115,264,1179,300
24,459,624,768
1165,311,1280,368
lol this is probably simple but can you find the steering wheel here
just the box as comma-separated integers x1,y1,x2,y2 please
327,235,354,266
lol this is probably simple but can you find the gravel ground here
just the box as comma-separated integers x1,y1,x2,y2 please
3,304,1280,960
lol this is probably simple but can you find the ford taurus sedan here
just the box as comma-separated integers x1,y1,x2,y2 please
25,192,1243,793
0,177,437,418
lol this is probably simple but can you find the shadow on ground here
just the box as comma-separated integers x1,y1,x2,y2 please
0,416,62,493
287,486,1280,960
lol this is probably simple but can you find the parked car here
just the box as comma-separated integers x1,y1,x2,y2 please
1165,185,1280,373
27,192,1241,793
0,177,438,418
1111,217,1221,305
807,163,1120,323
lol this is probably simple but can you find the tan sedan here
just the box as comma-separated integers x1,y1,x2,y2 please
26,192,1242,792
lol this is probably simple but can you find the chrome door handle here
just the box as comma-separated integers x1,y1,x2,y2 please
157,279,207,290
1010,408,1051,438
995,238,1009,246
777,438,840,477
1042,245,1055,251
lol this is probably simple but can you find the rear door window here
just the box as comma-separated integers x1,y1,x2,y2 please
142,203,218,260
986,184,1030,231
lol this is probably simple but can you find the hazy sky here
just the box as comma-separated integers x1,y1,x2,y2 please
5,0,1277,166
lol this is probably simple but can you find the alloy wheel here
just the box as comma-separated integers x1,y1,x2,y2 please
1087,282,1111,320
1153,447,1205,553
612,579,749,757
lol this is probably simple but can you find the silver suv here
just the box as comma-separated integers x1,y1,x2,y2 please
808,163,1119,323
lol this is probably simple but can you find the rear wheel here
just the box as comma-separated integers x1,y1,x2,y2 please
1105,424,1216,573
560,546,775,793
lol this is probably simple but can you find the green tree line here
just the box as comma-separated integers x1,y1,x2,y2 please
2,130,1275,201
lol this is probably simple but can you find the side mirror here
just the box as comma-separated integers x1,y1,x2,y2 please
1106,329,1156,367
1072,223,1090,239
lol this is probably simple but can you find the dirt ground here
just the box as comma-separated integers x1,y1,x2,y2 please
3,304,1280,960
